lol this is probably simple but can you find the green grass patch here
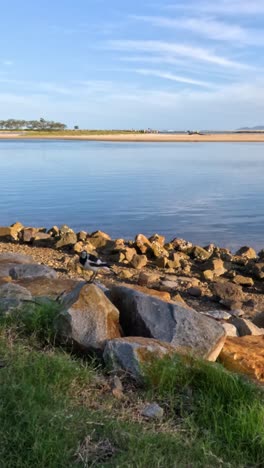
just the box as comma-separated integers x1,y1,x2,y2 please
145,355,264,467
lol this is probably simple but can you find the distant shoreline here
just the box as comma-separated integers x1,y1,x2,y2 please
1,132,264,142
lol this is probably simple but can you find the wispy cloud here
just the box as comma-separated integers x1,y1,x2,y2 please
132,15,264,45
167,0,264,15
2,60,14,66
133,68,216,88
108,40,252,69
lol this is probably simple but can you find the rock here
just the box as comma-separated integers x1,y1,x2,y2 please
0,253,34,264
155,257,168,268
111,375,124,400
0,283,32,314
115,283,171,302
222,323,238,337
109,286,226,361
203,310,231,320
191,246,211,261
122,247,137,263
130,254,147,270
187,287,202,297
170,238,192,252
141,403,164,420
149,234,165,247
138,271,160,287
103,337,176,381
211,281,244,306
235,246,257,259
47,226,60,236
9,264,57,280
118,270,134,280
16,277,79,298
33,232,53,247
56,231,77,249
56,284,121,352
219,336,264,382
202,270,215,281
0,226,20,241
233,275,254,287
250,263,264,280
0,283,32,301
252,312,264,328
229,309,245,317
88,231,111,249
230,318,264,337
21,227,39,243
202,258,226,277
160,280,179,290
134,234,151,254
167,253,182,269
77,231,88,242
172,293,188,306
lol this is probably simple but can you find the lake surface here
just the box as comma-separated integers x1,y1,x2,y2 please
0,139,263,250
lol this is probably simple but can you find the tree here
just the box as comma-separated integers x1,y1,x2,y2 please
74,125,79,130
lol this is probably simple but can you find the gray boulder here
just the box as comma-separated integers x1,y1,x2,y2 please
9,264,57,280
109,286,226,361
56,283,121,352
0,253,34,264
0,283,32,315
103,336,175,380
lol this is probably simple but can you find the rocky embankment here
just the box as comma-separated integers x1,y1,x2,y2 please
1,222,264,382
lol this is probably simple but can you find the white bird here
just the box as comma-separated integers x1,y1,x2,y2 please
79,250,111,282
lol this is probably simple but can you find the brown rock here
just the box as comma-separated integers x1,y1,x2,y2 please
21,227,39,243
134,234,151,254
202,258,226,277
167,253,182,269
130,254,147,270
202,270,215,281
219,336,264,382
148,234,165,247
88,231,111,249
211,281,244,305
250,263,264,280
191,246,211,261
77,231,88,242
118,270,134,280
55,231,77,249
123,247,137,263
155,256,168,268
0,226,20,241
233,275,254,287
57,283,121,352
16,277,79,298
170,238,193,252
117,282,171,302
138,271,160,287
235,246,257,259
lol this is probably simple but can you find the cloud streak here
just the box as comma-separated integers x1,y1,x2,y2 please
132,15,264,45
167,0,264,15
108,39,252,69
133,68,216,88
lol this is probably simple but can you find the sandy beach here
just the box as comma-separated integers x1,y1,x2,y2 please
1,132,264,142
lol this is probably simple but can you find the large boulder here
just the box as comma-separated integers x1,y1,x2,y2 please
16,277,79,299
9,264,57,280
55,231,77,249
103,337,176,381
0,283,32,315
235,246,257,259
56,284,121,352
219,336,264,382
0,225,22,241
109,286,226,361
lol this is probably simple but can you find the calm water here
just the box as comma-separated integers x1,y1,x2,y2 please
0,139,264,250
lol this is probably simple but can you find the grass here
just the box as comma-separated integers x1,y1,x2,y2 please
0,303,264,467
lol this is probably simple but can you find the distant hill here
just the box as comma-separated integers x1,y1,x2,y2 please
238,126,264,130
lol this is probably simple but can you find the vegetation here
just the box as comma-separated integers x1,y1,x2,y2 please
0,118,67,131
0,304,264,467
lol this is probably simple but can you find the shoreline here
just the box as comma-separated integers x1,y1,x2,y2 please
1,132,264,142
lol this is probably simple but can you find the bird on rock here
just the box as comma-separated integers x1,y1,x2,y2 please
79,250,111,282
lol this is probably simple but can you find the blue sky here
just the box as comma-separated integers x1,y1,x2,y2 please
1,0,264,129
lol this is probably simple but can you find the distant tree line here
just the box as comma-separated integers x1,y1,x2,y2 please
0,118,67,131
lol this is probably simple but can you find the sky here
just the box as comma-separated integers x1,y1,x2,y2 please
0,0,264,129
